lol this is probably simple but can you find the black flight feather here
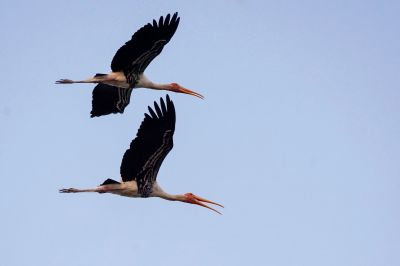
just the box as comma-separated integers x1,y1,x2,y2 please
90,84,133,117
110,13,180,76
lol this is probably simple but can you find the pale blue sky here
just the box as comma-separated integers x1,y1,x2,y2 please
1,0,399,265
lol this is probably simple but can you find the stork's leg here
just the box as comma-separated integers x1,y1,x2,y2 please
56,74,112,85
60,187,99,193
56,78,101,84
59,186,110,194
55,79,75,84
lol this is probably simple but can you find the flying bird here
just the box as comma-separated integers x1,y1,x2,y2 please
56,12,203,117
59,95,223,214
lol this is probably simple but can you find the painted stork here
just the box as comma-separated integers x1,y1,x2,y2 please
59,95,223,214
56,12,203,117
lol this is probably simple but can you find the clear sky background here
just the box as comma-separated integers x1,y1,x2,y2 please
1,0,399,265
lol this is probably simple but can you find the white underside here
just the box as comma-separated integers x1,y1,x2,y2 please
106,181,140,197
101,72,130,88
104,180,165,198
101,72,154,89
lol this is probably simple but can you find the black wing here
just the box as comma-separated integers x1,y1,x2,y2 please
120,95,176,196
90,84,133,117
111,13,180,84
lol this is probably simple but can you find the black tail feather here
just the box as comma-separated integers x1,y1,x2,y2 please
94,73,107,77
100,178,121,186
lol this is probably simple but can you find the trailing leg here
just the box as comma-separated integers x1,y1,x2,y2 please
59,186,105,193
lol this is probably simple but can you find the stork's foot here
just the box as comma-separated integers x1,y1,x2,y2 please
59,188,79,193
56,79,74,84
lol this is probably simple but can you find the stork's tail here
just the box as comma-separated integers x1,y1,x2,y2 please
100,178,121,186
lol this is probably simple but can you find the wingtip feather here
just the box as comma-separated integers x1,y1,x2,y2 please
165,14,171,25
160,97,167,114
154,100,162,117
148,105,157,118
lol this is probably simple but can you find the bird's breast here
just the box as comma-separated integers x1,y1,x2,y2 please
109,181,140,198
103,72,131,88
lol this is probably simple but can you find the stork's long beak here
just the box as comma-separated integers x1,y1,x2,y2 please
191,194,224,215
174,84,204,99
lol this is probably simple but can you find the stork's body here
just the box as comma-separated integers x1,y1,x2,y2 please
56,12,203,117
60,95,223,214
61,181,200,203
62,72,186,92
62,180,160,199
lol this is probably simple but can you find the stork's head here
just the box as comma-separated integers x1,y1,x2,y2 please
182,193,224,214
167,83,204,99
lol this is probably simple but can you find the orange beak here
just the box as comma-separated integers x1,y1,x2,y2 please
188,194,224,215
173,84,204,99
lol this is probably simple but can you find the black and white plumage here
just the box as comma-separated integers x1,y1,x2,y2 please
60,95,223,214
120,94,175,197
56,13,203,118
111,13,180,85
91,82,133,117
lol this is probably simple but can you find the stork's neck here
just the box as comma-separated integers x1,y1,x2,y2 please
151,83,172,90
136,74,170,90
157,192,186,202
150,182,185,202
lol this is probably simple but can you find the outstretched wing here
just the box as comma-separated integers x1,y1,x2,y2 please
111,13,180,85
120,95,176,196
90,84,133,117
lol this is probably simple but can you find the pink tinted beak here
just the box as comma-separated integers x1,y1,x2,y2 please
190,194,224,215
175,85,204,99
